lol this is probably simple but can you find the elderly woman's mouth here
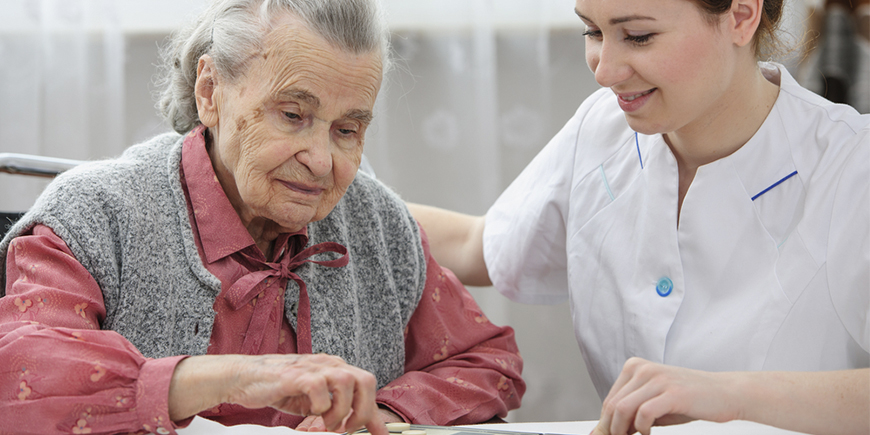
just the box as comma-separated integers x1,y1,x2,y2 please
279,180,324,195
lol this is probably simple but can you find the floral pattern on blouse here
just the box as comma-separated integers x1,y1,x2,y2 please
0,126,524,433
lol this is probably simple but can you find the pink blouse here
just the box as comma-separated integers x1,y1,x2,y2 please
0,127,524,434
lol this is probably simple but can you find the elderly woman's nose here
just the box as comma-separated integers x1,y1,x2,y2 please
296,133,334,177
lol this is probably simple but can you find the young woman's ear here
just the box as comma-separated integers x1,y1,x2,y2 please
728,0,764,47
195,54,220,128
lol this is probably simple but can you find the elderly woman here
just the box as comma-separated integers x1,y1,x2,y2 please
0,1,524,434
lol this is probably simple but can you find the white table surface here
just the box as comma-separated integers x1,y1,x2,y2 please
179,416,811,435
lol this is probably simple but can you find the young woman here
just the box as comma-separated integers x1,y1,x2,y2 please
409,0,869,434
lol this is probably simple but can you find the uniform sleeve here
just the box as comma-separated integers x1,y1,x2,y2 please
0,224,187,435
482,105,585,305
827,128,870,353
375,227,525,425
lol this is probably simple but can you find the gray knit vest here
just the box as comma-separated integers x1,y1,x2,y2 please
0,132,427,388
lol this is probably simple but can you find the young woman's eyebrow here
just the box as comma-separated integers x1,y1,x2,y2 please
575,9,656,25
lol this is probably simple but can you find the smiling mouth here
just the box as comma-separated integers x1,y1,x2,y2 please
621,89,655,101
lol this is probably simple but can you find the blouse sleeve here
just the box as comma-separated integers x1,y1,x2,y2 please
0,224,187,435
826,129,870,353
482,109,582,305
375,227,525,425
483,88,623,305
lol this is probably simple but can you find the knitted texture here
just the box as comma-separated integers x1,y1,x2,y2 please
0,132,427,388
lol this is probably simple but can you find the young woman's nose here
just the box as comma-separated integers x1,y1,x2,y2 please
588,41,633,88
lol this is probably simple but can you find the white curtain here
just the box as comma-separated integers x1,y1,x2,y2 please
0,0,211,212
370,0,604,422
0,0,604,422
0,0,124,212
0,0,814,423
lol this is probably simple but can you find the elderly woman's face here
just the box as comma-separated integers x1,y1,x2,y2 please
197,16,382,234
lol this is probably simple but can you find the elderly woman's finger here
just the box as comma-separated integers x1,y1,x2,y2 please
295,415,322,432
362,409,389,435
589,421,609,435
297,370,334,417
343,371,384,435
321,372,355,432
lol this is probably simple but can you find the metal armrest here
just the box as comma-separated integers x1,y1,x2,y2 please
0,153,84,237
0,152,371,179
0,153,84,178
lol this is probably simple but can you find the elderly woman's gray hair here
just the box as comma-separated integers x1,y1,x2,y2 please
156,0,391,134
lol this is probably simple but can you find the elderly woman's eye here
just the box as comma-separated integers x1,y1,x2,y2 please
283,111,302,121
335,123,360,136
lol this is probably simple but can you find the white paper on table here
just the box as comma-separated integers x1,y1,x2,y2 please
179,417,324,435
180,417,811,435
469,420,811,435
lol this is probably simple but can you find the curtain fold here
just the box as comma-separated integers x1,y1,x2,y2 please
0,0,125,212
368,1,602,421
0,0,677,423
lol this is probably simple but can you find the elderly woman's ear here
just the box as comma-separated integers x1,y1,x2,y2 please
195,54,220,128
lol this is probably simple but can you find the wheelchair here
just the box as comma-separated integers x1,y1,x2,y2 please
0,153,83,238
0,152,376,239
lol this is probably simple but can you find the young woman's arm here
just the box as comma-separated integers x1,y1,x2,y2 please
406,203,491,287
592,358,870,435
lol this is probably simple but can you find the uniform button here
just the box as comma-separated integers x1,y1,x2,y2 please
656,277,673,297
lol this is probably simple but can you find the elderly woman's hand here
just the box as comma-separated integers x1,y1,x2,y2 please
168,354,388,435
295,407,404,432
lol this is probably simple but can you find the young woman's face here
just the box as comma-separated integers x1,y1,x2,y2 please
577,0,737,135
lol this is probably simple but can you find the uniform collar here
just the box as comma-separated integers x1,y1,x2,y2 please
722,62,797,203
637,63,798,204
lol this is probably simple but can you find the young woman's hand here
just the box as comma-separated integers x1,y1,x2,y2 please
591,358,738,435
591,357,870,435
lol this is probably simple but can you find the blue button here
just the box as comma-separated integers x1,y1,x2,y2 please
656,277,673,297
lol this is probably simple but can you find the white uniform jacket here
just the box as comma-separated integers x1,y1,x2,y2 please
484,63,870,398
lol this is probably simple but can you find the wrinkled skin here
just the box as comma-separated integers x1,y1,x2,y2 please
195,14,382,256
169,14,389,435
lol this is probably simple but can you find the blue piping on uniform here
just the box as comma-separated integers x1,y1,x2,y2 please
600,165,615,201
635,132,644,169
751,171,798,201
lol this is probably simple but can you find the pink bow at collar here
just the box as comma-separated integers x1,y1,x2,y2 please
225,241,349,355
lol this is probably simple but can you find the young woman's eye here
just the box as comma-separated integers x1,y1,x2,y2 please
582,29,602,40
625,33,654,45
